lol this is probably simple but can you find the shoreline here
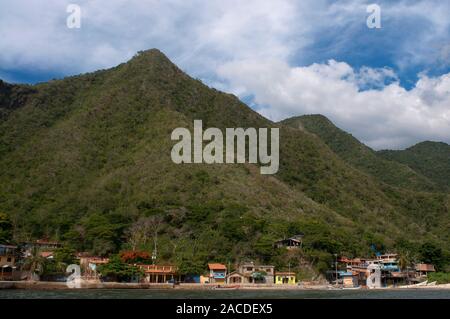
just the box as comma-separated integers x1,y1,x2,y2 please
1,281,450,291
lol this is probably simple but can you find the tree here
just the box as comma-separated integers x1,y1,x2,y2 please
419,242,445,271
398,252,412,271
97,255,143,282
176,257,205,276
0,212,12,243
120,251,151,264
54,247,76,269
22,247,46,280
126,217,151,251
125,215,163,261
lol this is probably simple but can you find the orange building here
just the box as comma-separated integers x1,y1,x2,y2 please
208,263,227,283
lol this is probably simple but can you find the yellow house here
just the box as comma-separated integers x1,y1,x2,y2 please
275,272,296,285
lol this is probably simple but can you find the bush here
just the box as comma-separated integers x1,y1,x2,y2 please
98,255,144,282
427,272,450,284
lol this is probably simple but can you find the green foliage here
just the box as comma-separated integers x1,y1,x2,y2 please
0,49,449,278
427,272,450,284
54,247,76,266
379,141,450,190
0,212,12,243
22,247,46,276
98,255,143,282
176,257,206,275
282,115,439,192
304,250,333,274
419,242,447,271
63,212,130,255
253,235,276,261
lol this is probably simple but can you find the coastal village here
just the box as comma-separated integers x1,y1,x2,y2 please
0,235,443,289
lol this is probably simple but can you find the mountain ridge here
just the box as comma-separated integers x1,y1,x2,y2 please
0,49,448,273
280,114,442,192
378,140,450,190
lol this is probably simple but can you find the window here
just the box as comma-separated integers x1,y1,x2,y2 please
7,257,12,262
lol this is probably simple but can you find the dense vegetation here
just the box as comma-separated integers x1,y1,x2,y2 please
281,115,439,192
378,141,450,191
0,49,448,277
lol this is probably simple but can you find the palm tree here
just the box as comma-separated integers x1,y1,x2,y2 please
23,247,46,281
398,252,411,271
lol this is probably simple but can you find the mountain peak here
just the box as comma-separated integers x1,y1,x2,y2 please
127,48,175,67
135,48,169,59
408,140,450,151
116,48,185,81
279,114,335,132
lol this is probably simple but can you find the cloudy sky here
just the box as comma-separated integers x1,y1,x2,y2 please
1,0,449,149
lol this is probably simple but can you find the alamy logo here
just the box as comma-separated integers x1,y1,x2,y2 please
66,4,81,29
171,120,279,175
66,264,81,288
366,4,381,29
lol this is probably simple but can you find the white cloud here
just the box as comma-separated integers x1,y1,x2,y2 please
217,59,450,149
0,0,307,74
0,0,449,149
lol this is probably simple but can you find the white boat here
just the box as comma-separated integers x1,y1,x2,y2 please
399,280,428,288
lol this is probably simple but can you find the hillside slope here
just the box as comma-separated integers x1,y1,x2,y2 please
281,115,439,192
378,141,450,191
0,50,448,270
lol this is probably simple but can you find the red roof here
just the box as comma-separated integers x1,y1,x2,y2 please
416,264,435,272
138,265,177,274
40,251,54,258
36,239,60,245
208,263,227,270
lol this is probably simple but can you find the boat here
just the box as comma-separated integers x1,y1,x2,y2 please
398,281,428,288
343,286,362,290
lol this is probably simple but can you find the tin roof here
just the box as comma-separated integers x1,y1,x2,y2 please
138,265,177,274
208,263,227,270
275,272,296,276
415,264,435,272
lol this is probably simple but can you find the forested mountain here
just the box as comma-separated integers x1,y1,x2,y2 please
0,49,448,274
379,141,450,191
281,115,439,192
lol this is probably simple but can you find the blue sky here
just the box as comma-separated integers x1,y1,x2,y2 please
1,0,449,149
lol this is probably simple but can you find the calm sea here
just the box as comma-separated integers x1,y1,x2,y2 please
0,289,449,299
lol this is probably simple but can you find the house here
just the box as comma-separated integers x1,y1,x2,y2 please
139,265,177,283
23,239,62,257
415,264,435,277
340,271,359,288
34,239,61,249
227,271,246,284
0,244,16,267
0,244,17,280
78,255,109,277
227,262,275,284
274,234,304,249
208,263,227,283
377,254,400,272
275,272,296,285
